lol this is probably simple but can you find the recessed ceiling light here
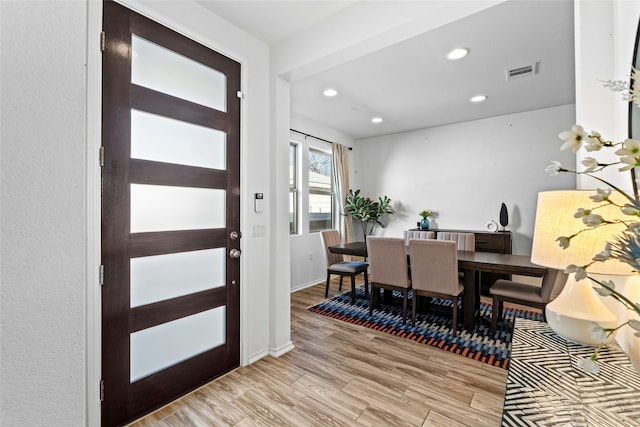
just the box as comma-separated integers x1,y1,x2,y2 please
446,48,469,60
371,117,383,124
323,88,338,97
470,95,488,103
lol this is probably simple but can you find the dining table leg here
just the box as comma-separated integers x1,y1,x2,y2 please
462,268,478,331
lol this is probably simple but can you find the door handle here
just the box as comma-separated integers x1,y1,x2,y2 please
230,248,241,259
230,231,241,240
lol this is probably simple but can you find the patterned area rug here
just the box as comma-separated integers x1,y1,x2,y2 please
308,285,543,369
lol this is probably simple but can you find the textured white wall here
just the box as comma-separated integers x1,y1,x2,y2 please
1,0,275,425
352,105,577,255
1,1,88,425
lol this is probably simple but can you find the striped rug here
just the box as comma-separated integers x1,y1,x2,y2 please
308,285,543,369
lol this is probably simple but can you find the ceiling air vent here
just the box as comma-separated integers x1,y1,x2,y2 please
505,61,540,80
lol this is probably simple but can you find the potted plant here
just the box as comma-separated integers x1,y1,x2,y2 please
419,209,432,230
344,189,395,239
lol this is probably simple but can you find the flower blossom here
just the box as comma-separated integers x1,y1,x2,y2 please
574,207,603,226
590,188,611,203
622,204,640,216
545,161,563,176
556,236,570,249
618,155,640,172
585,132,604,151
592,243,611,262
565,264,587,280
577,357,600,374
589,323,608,342
559,125,587,152
583,214,604,226
615,139,640,171
581,157,598,172
629,319,640,333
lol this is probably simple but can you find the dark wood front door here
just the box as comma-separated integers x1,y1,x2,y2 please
101,2,241,425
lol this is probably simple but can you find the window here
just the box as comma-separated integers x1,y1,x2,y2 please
308,148,333,232
289,143,298,234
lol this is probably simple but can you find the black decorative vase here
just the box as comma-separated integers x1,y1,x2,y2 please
499,203,509,229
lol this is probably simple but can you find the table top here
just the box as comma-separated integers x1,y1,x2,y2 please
328,242,546,277
503,318,640,426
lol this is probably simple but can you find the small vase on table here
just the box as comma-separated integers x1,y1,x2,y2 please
420,217,430,230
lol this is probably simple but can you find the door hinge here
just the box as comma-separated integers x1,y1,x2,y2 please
100,379,105,402
99,264,104,286
100,31,106,52
237,91,244,99
99,146,104,167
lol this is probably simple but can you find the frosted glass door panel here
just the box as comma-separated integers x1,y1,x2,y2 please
131,35,226,111
131,110,226,170
130,248,226,308
130,307,226,382
131,184,225,233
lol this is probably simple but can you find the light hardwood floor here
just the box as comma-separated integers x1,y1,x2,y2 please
129,279,510,426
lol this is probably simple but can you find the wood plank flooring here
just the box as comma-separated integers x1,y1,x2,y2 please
129,279,511,426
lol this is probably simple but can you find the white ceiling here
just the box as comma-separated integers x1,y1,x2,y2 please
198,0,575,140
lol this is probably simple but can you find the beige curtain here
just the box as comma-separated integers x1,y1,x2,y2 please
333,144,353,242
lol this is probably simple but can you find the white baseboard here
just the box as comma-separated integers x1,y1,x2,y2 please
269,341,295,358
290,280,323,293
244,348,270,366
243,341,295,366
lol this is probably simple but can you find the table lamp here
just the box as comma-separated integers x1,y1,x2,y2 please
531,190,633,345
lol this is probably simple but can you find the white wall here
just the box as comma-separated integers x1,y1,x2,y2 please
1,1,88,425
0,0,279,425
575,0,640,193
353,105,577,255
289,115,355,290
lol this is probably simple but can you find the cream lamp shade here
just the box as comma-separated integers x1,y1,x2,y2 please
531,190,627,345
531,190,634,275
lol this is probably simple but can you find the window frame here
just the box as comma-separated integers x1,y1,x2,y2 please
289,142,299,235
308,146,334,233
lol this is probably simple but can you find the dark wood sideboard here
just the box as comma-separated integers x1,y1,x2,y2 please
409,228,513,295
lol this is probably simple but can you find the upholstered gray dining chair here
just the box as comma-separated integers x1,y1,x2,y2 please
403,230,435,251
366,236,411,324
489,268,568,333
437,232,475,251
320,230,369,304
409,239,464,334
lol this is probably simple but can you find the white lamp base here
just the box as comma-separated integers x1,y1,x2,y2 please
545,274,618,346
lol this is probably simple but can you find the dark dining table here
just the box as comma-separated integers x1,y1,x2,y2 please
327,242,547,331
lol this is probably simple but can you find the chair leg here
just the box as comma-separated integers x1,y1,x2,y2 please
363,271,369,297
411,293,417,326
402,289,408,325
369,285,375,316
452,296,458,336
325,271,331,297
541,303,547,322
339,275,344,291
350,274,356,304
491,296,499,333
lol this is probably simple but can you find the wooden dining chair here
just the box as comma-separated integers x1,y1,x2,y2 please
366,237,411,324
320,230,369,303
490,268,568,333
409,239,464,334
